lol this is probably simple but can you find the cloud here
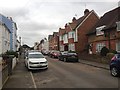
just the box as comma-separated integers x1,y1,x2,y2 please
1,0,119,46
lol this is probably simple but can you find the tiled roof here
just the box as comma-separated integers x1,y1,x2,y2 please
59,28,65,35
87,6,120,35
69,11,92,30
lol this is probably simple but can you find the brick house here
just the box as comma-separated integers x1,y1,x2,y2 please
48,32,59,51
87,7,120,54
59,9,99,53
48,35,53,50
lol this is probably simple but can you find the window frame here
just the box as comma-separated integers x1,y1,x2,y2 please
116,21,120,31
96,25,106,36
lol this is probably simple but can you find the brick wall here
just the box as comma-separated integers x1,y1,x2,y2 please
75,11,99,53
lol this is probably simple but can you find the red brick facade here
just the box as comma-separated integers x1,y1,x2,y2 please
48,32,59,51
87,7,120,54
75,10,99,53
59,9,99,53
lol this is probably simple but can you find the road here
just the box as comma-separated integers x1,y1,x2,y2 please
3,56,119,88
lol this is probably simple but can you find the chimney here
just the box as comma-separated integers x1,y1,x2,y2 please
65,23,67,28
72,17,76,22
84,9,89,16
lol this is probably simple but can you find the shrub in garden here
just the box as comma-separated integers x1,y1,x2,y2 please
109,49,117,54
5,50,18,58
107,53,115,59
100,47,109,56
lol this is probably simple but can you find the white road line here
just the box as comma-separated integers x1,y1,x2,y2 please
30,72,37,88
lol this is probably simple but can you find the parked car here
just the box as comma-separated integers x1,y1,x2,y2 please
58,51,79,62
110,53,120,77
25,51,48,70
49,50,60,58
41,50,49,55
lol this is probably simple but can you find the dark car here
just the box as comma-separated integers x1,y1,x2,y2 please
110,53,120,77
58,51,79,62
49,50,60,58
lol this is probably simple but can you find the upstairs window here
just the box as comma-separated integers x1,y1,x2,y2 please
116,21,120,31
96,25,106,36
59,35,63,41
63,34,68,44
68,31,75,39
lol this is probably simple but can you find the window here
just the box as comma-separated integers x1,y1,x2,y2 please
96,25,106,36
60,45,64,51
59,36,63,41
116,41,120,52
68,31,75,39
116,21,120,31
63,34,68,44
96,43,105,52
69,44,75,51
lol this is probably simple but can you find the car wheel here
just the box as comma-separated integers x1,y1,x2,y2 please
64,58,67,62
111,67,118,77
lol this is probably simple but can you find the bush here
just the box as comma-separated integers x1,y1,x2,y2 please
107,53,115,60
5,50,18,58
100,47,109,56
109,49,117,54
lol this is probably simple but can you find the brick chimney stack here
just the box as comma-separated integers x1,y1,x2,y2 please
84,9,89,16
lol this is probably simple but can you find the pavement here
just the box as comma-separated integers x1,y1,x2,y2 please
2,56,109,89
79,59,109,70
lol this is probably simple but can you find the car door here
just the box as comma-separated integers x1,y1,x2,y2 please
117,54,120,69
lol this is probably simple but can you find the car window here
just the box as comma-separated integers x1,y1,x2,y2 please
117,54,120,59
61,52,68,55
68,53,77,55
28,54,44,58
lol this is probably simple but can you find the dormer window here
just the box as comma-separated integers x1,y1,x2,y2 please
96,25,106,36
116,21,120,31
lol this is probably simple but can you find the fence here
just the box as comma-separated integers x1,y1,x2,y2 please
1,56,17,89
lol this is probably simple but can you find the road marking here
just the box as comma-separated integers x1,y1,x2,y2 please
30,72,37,88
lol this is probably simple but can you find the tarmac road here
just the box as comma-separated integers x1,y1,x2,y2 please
3,56,119,89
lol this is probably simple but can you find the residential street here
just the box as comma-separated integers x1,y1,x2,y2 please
2,56,119,89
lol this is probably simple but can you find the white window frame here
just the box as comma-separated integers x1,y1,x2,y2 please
96,25,106,36
116,41,120,52
116,21,120,31
96,43,105,53
63,34,68,44
68,31,75,39
68,43,75,51
59,35,63,41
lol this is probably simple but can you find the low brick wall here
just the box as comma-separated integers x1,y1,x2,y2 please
78,53,111,64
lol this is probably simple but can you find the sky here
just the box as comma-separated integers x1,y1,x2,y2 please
0,0,120,47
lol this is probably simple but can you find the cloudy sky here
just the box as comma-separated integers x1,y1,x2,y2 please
0,0,120,47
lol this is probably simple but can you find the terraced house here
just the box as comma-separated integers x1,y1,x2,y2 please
59,9,99,53
0,18,11,54
0,14,18,52
48,32,59,51
87,6,120,54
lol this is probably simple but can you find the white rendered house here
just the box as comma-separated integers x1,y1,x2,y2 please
0,21,11,54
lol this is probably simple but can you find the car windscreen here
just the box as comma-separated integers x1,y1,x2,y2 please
68,53,77,55
28,54,44,58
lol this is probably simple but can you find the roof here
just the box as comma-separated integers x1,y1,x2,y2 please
87,6,120,35
59,28,65,35
48,35,53,40
0,21,11,33
0,14,13,33
69,10,92,31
